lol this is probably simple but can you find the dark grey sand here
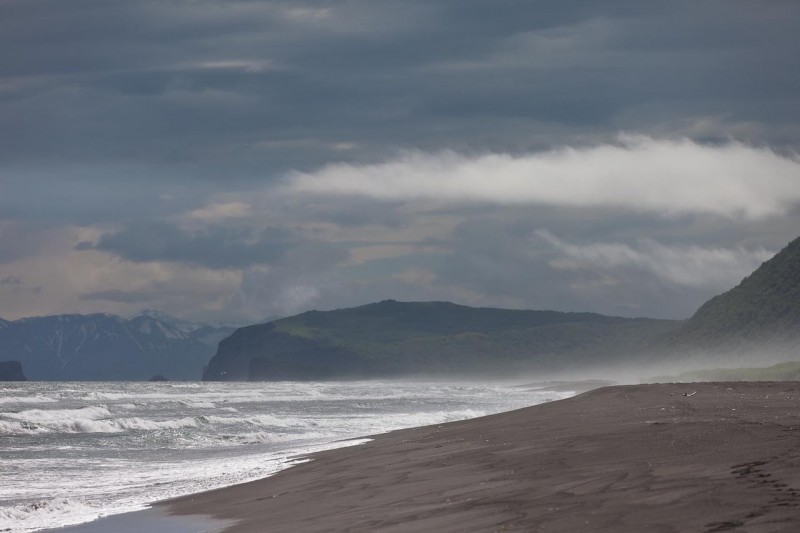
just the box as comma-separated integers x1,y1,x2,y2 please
164,382,800,532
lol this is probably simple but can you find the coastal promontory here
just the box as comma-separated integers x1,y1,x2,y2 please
0,360,27,381
203,301,677,381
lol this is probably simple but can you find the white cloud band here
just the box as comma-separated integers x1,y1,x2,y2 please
287,136,800,219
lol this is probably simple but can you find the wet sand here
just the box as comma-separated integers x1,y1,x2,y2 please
45,507,232,533
164,382,800,532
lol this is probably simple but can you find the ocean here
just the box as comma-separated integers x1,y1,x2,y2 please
0,380,572,532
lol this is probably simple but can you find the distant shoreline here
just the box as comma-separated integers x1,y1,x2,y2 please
161,381,800,532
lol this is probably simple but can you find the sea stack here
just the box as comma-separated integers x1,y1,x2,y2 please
0,360,27,381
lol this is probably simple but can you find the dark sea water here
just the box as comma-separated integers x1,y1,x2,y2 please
0,380,571,532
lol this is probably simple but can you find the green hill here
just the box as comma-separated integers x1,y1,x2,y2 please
666,235,800,352
203,300,678,381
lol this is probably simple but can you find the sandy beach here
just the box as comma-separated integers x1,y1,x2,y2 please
163,382,800,532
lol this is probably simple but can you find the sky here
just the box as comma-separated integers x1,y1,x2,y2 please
2,0,800,323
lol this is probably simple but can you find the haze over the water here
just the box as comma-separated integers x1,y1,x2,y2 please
2,1,800,324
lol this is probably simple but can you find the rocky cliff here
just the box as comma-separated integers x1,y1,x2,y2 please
0,360,27,381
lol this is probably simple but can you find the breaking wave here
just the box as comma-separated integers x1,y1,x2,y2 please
0,408,326,436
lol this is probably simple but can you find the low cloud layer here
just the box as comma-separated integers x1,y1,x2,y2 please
87,223,291,269
289,137,800,219
537,230,774,290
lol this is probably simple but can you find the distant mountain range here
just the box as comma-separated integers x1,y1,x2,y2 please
0,312,235,380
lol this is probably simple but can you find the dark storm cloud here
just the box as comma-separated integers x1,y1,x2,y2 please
0,165,215,225
3,0,800,181
79,288,158,304
309,198,406,228
89,221,295,268
0,221,52,263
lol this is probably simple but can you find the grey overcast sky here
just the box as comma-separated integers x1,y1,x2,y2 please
2,0,800,322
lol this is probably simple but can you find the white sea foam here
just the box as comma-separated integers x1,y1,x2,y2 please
0,413,223,436
5,405,112,423
177,399,217,409
0,497,120,533
0,395,58,405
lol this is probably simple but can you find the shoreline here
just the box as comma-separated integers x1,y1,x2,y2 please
43,507,233,533
161,382,800,532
